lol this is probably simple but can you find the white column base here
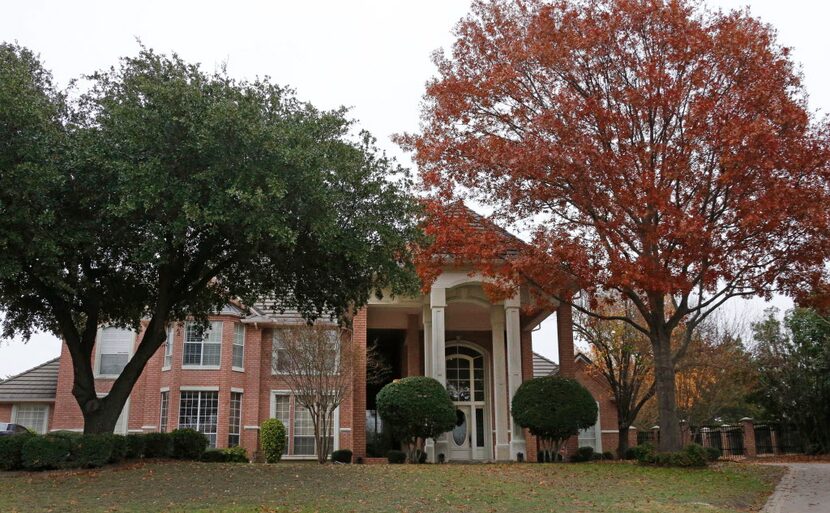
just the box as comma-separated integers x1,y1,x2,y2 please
436,435,450,462
510,439,527,461
495,443,511,461
425,438,436,463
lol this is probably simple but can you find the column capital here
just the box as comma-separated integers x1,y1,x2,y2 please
430,287,446,308
490,305,506,327
503,293,520,310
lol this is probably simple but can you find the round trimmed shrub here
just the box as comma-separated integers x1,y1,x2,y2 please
125,434,145,459
386,449,407,464
74,434,115,468
570,446,595,463
260,419,287,463
511,376,597,462
21,435,72,470
0,432,35,470
143,432,173,458
170,429,208,460
331,449,352,463
376,376,456,463
223,446,249,463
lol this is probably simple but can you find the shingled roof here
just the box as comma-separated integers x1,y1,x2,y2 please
0,358,59,402
532,352,560,378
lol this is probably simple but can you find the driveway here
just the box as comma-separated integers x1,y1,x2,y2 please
762,463,830,513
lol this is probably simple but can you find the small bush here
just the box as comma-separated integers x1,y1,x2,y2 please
170,429,208,460
417,449,428,464
21,435,72,470
200,449,227,462
223,446,249,463
570,446,595,463
260,419,287,463
631,443,656,463
0,432,35,470
682,444,709,467
602,451,614,460
125,434,146,459
705,446,721,461
108,434,127,463
74,434,114,468
331,449,352,464
143,432,173,458
387,449,407,464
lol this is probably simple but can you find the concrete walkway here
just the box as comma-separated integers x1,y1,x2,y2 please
762,463,830,513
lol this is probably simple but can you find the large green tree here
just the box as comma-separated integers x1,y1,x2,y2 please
752,308,830,454
0,44,420,433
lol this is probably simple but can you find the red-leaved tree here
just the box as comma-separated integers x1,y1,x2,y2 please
400,0,830,450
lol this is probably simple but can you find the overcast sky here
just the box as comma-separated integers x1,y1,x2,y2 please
1,0,826,377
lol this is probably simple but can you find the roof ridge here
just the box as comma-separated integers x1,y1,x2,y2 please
0,357,60,384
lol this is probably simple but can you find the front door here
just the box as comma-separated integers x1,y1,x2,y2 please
446,344,488,461
449,405,472,460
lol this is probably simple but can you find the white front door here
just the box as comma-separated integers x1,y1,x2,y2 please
449,405,472,460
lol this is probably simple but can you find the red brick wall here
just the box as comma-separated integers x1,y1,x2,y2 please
350,308,367,458
0,404,11,423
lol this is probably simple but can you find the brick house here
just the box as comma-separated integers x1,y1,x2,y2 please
0,213,633,462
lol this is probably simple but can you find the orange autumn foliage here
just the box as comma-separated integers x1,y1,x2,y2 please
401,0,830,450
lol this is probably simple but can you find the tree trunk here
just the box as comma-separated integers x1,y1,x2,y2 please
617,425,630,458
652,334,681,451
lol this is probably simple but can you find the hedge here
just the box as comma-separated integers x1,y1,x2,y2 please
171,429,208,460
74,434,115,468
21,435,73,470
201,446,249,463
387,450,407,464
108,434,127,463
331,449,352,464
125,434,146,459
0,432,35,470
144,432,173,458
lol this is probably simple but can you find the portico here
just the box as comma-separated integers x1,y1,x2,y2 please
361,269,575,462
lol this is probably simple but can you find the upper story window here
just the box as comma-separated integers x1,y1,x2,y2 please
232,324,245,370
272,328,339,375
183,321,222,368
96,327,134,377
162,325,174,370
272,329,289,374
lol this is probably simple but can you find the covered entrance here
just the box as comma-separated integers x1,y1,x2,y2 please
446,344,489,461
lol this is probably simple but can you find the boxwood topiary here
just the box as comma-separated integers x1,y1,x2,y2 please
21,435,73,470
125,434,145,459
0,432,35,470
331,449,352,463
170,429,208,460
386,449,407,464
143,432,173,458
260,419,287,463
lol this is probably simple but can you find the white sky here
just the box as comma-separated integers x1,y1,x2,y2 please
0,0,826,376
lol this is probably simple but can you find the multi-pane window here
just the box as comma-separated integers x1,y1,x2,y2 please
273,393,332,457
13,404,49,434
178,390,219,447
228,392,242,447
162,326,174,369
159,391,169,433
578,402,602,451
97,327,133,376
232,324,245,370
293,404,315,456
183,321,222,367
274,394,290,455
272,330,289,373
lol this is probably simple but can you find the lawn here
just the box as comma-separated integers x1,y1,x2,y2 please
0,460,783,513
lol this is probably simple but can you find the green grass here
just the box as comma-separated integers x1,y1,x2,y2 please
0,460,783,513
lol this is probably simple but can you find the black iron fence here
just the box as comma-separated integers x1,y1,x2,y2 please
639,420,805,458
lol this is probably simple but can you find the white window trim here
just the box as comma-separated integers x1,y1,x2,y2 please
182,321,223,370
271,328,340,376
577,401,602,452
268,390,339,460
178,389,219,448
180,386,220,392
11,403,50,434
231,387,244,393
160,386,170,392
94,327,136,379
232,323,245,372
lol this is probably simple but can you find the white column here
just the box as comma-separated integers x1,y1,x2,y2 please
430,287,449,461
491,306,510,461
505,295,526,460
430,287,446,386
423,302,435,462
422,304,433,378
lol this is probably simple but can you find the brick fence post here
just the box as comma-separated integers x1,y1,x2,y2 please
741,418,756,458
720,425,730,456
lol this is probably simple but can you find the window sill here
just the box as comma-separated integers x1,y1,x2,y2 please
94,374,120,380
182,365,221,371
232,367,245,373
161,367,171,372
